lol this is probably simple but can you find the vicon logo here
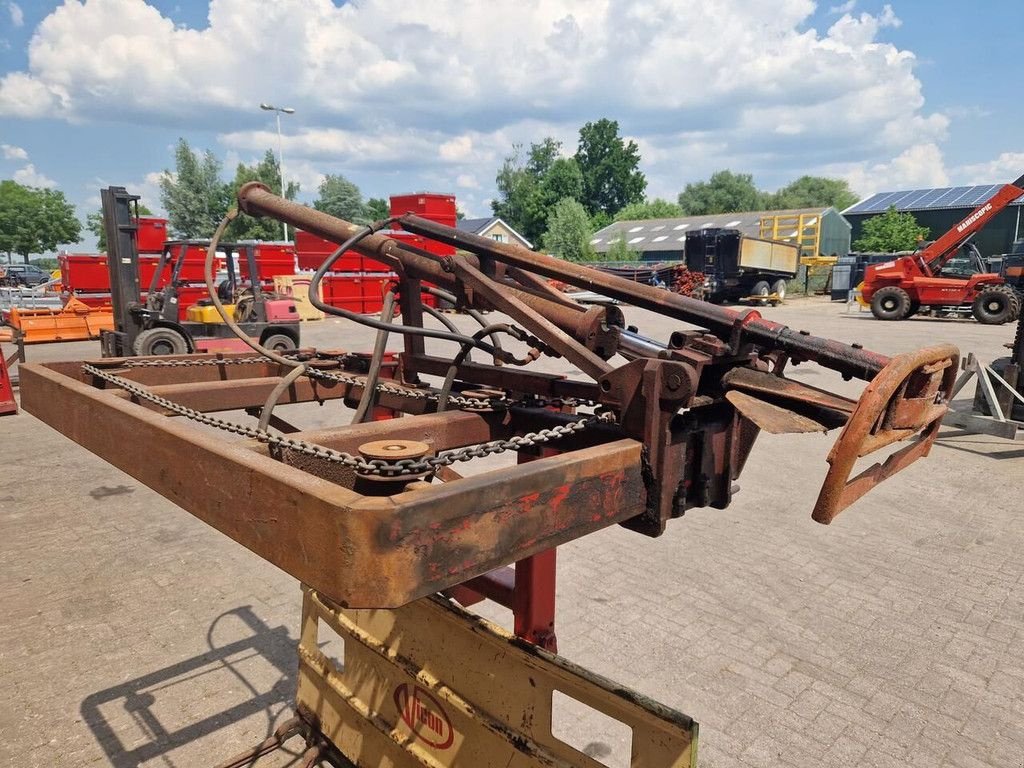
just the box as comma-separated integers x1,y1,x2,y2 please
393,684,455,749
956,203,992,233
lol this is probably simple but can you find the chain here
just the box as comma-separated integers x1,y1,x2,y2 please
114,354,523,411
82,363,614,478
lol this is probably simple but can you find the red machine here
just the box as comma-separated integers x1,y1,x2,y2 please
863,174,1024,323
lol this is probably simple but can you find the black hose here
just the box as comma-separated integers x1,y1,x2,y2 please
306,223,505,358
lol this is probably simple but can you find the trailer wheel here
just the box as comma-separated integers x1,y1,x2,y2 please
870,286,911,320
751,280,771,305
771,279,787,304
261,333,297,353
133,327,189,356
972,285,1017,325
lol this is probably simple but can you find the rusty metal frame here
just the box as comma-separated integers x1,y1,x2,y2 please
22,185,963,617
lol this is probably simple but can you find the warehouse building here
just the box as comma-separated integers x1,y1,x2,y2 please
591,206,851,262
843,184,1024,258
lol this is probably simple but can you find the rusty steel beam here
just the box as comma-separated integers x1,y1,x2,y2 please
20,361,646,607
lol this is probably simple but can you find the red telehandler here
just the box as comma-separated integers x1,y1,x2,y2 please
863,174,1024,324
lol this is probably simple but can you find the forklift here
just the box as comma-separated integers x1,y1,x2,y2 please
99,186,300,357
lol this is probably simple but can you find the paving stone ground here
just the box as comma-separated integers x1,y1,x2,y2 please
1,297,1022,767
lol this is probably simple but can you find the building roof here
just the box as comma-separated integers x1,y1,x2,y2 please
591,207,842,253
456,216,532,248
844,185,1024,216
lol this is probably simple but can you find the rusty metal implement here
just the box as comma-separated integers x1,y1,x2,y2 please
20,184,959,611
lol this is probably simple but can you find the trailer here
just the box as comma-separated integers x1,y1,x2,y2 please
684,228,798,303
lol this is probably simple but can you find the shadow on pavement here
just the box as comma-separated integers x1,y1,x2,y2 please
80,605,300,768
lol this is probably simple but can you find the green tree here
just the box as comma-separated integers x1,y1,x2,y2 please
677,170,765,215
365,197,390,221
159,139,232,239
0,180,81,263
543,197,595,262
613,198,683,221
225,150,300,240
605,234,640,261
574,119,646,217
852,207,929,252
314,173,367,224
87,203,153,251
764,176,858,211
491,139,585,244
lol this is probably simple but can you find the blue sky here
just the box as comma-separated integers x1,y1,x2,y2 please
1,0,1022,251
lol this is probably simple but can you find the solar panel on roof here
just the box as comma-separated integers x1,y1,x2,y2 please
847,182,1024,215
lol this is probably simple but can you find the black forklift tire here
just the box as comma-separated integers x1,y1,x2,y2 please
261,333,297,353
751,280,771,305
870,286,911,320
133,327,189,356
972,285,1017,325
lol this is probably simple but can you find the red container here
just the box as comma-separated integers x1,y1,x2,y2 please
389,193,456,221
240,243,296,283
321,274,395,314
388,194,457,257
60,254,110,293
295,229,361,272
136,217,168,253
138,255,170,290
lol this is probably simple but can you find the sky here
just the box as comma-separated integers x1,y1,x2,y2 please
0,0,1022,252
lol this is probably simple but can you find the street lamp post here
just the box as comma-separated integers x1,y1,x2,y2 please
260,103,295,241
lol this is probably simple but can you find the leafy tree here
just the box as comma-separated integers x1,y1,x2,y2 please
677,170,764,215
87,203,153,251
492,144,534,234
159,139,232,239
605,234,640,261
543,197,596,262
852,207,929,252
365,197,390,221
314,173,367,224
492,139,584,244
225,150,300,240
0,180,81,263
764,176,858,211
613,198,683,221
574,119,646,217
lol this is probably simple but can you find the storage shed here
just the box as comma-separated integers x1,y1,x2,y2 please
843,184,1024,258
591,206,851,262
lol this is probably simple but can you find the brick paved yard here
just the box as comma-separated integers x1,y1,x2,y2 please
1,297,1023,767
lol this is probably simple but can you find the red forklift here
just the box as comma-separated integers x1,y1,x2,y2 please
99,185,300,357
863,173,1024,324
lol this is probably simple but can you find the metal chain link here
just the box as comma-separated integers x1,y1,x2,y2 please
82,363,614,478
114,354,531,411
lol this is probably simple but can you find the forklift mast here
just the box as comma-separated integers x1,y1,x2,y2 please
100,186,146,355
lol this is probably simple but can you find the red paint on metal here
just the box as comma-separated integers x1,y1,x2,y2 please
393,684,455,749
0,345,16,416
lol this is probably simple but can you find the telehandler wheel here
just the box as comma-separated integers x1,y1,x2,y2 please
906,299,921,318
133,327,189,356
972,285,1017,325
261,333,297,353
870,286,911,320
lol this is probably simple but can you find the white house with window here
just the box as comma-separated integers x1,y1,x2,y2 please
456,217,532,248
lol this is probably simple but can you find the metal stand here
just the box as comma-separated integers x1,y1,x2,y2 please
943,309,1024,439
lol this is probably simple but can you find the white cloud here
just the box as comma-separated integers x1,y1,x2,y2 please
7,1,23,28
1,143,28,160
829,0,856,13
455,174,480,189
825,143,949,197
14,163,56,188
0,0,956,201
954,153,1024,186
